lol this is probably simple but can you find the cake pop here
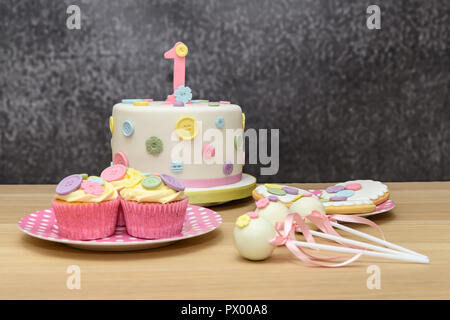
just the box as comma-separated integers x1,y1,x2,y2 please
233,211,276,261
254,198,289,228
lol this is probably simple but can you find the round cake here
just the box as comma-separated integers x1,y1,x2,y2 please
110,100,245,188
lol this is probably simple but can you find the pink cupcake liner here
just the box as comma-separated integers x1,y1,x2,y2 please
121,197,189,239
116,195,126,227
52,199,120,240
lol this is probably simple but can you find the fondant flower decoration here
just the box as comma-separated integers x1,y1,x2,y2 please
146,136,163,155
236,214,251,229
174,86,192,104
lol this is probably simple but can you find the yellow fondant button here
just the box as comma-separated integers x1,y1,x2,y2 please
109,116,114,134
265,183,283,189
175,116,198,140
242,113,246,130
176,43,188,57
133,101,149,106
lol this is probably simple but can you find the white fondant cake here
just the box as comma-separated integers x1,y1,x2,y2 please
110,101,245,188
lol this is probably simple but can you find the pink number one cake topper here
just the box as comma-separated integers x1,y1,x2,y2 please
164,42,188,103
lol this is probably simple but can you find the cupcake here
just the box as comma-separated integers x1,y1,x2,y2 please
52,174,120,240
120,173,188,239
100,165,142,227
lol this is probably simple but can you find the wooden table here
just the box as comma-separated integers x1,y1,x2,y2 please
1,183,449,300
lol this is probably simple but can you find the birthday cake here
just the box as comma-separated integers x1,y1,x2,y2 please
108,42,245,188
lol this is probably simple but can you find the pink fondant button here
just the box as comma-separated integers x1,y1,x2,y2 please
248,211,259,219
100,164,127,182
81,180,105,196
345,183,362,191
202,143,215,159
256,198,269,209
113,152,129,167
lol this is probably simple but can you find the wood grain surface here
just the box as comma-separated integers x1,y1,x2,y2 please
1,183,449,299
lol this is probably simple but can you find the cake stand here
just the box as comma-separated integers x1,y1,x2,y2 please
185,173,256,206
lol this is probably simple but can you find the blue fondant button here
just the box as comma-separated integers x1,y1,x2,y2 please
336,189,355,198
122,120,135,137
215,116,225,129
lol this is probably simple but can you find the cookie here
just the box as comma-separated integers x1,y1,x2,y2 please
252,180,390,215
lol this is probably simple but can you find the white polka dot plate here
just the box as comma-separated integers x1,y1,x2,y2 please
18,205,222,251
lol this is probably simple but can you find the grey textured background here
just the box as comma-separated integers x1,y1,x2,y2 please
0,0,449,184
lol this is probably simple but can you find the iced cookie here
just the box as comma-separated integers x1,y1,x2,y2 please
252,180,390,215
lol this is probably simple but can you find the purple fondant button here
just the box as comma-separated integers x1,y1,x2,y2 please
326,185,345,193
56,174,83,195
330,196,347,201
283,186,298,195
160,174,185,191
268,195,278,202
223,161,233,176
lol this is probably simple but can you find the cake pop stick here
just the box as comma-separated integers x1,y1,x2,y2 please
293,241,429,264
328,221,427,259
307,229,427,260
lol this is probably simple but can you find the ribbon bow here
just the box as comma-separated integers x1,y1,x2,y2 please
270,213,364,267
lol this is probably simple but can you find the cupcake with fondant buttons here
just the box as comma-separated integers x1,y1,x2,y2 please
52,174,120,240
119,173,188,239
100,165,142,227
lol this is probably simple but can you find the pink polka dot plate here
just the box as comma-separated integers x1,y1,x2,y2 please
18,205,222,251
356,199,396,217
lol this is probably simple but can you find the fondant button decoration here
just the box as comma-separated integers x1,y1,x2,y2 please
100,164,127,182
302,192,312,197
55,174,83,195
81,180,105,196
109,116,114,134
234,134,243,150
198,100,209,103
242,113,246,130
122,99,144,104
173,101,184,107
142,175,162,189
202,143,215,159
113,151,129,167
208,102,219,107
170,161,183,173
191,100,201,103
174,86,192,104
87,176,105,185
144,99,153,102
292,194,302,202
133,101,149,106
175,43,189,57
175,116,198,140
160,174,185,191
267,188,286,196
330,196,347,201
215,116,225,128
223,161,233,176
256,198,270,209
125,175,143,188
345,183,362,191
326,185,345,193
122,120,135,137
80,173,88,180
219,101,230,104
268,195,278,202
146,136,163,155
283,186,299,195
265,183,283,189
336,189,355,198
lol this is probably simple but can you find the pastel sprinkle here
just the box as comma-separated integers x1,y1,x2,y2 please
282,186,298,195
247,211,259,219
133,101,149,106
265,183,283,189
330,196,347,201
208,102,219,107
292,194,303,202
122,99,144,104
326,185,345,193
267,188,286,196
345,183,362,191
302,192,312,197
219,101,230,104
268,195,278,202
336,189,355,198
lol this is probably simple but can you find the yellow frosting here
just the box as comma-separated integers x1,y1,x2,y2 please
236,214,251,228
120,182,186,204
110,168,142,191
54,179,118,203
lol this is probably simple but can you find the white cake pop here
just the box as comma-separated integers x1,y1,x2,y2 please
255,198,289,228
289,196,326,222
233,211,276,261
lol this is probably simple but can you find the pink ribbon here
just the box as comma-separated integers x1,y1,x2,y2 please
270,213,364,267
